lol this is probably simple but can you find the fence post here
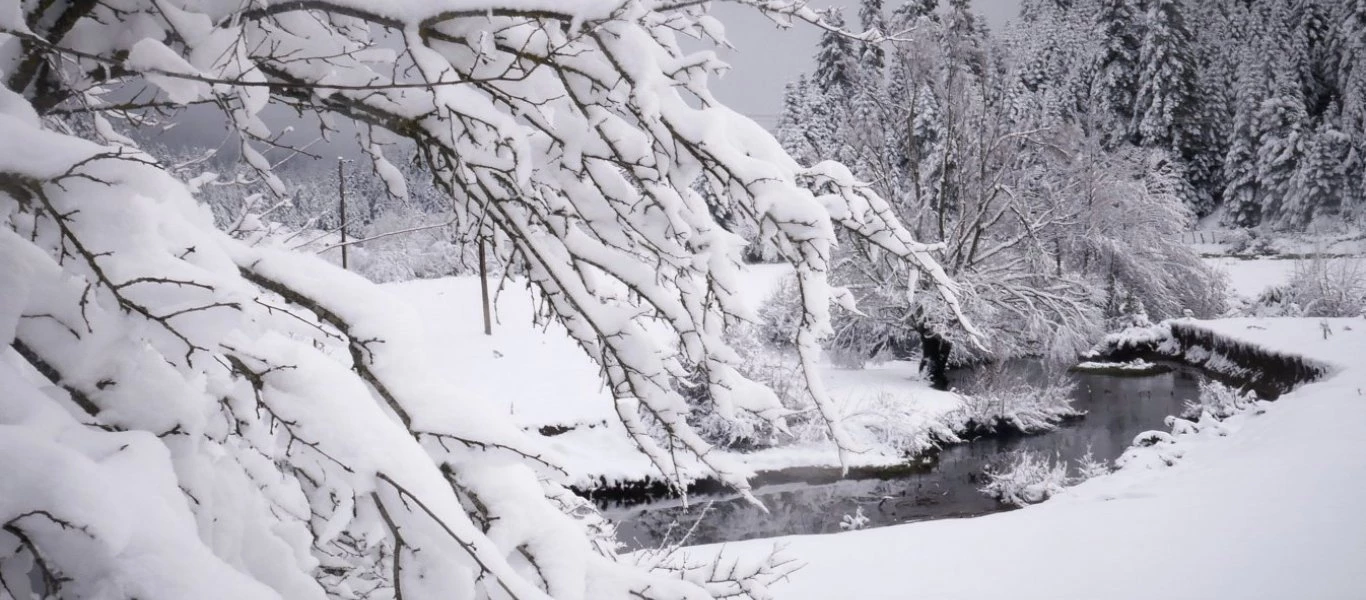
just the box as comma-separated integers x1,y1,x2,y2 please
338,159,348,270
479,236,492,336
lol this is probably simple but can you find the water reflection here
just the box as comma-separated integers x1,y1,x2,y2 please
604,367,1204,550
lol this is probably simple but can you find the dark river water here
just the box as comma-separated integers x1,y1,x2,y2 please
603,366,1204,550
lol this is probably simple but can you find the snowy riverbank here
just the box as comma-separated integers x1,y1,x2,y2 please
384,269,968,491
685,317,1366,599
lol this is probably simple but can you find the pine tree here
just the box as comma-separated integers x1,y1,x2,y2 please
858,0,887,76
814,8,861,98
1182,1,1239,215
1255,52,1310,224
1092,0,1142,148
1287,121,1352,225
1292,0,1336,119
776,76,814,162
890,0,940,28
1133,0,1197,151
1332,0,1366,215
944,0,988,78
1223,45,1270,226
1133,0,1209,211
911,83,946,215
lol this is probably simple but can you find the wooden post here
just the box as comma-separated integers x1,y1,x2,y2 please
338,159,348,270
479,236,492,336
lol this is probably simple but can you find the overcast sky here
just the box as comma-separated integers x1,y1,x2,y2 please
156,1,1023,165
709,0,1024,128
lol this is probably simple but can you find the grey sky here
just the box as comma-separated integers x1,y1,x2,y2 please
154,1,1023,164
708,0,1024,128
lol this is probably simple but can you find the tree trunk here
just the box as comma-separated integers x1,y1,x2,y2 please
919,330,953,391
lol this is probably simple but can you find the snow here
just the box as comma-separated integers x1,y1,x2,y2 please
386,276,618,429
1205,256,1299,298
1072,359,1160,372
125,39,210,104
383,270,967,488
686,318,1366,599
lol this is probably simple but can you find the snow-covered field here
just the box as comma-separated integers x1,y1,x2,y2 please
385,254,1366,597
690,318,1366,599
384,266,966,489
1205,255,1363,300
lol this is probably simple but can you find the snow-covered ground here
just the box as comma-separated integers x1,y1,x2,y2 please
384,266,966,488
1205,256,1301,299
689,318,1366,599
1205,255,1363,300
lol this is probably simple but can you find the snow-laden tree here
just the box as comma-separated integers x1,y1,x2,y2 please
1223,38,1272,227
857,0,887,76
1255,53,1311,224
813,8,861,101
1133,0,1198,151
1332,0,1366,217
1091,0,1142,149
768,2,1226,389
0,1,977,597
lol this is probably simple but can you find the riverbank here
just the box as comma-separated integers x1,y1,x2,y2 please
682,317,1366,599
383,271,970,492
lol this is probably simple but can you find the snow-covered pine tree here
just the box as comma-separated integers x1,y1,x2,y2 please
1223,39,1273,227
890,0,941,30
1292,0,1336,120
858,0,887,76
814,8,862,102
1092,0,1143,149
1133,0,1201,208
1255,58,1312,225
777,76,818,163
1332,0,1366,217
1287,121,1354,225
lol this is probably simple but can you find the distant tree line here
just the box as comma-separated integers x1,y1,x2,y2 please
774,0,1250,385
782,0,1366,230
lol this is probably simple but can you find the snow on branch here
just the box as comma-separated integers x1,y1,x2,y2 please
1,0,972,596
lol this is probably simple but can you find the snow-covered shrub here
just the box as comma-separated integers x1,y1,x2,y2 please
1182,380,1258,421
839,507,870,531
1287,257,1366,318
833,391,966,457
1108,293,1154,330
959,367,1081,433
980,451,1072,506
981,447,1112,507
1241,284,1299,317
759,277,921,369
682,322,810,450
1221,228,1253,253
1075,447,1112,480
1225,229,1278,256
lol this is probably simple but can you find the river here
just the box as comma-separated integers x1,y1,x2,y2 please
602,365,1205,550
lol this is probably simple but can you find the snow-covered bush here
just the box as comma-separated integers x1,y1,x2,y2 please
682,322,810,450
980,451,1072,507
833,391,965,457
1241,284,1299,317
981,447,1111,507
839,507,870,531
1075,448,1112,480
959,367,1081,434
1225,229,1278,256
1287,257,1366,318
1182,380,1259,421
